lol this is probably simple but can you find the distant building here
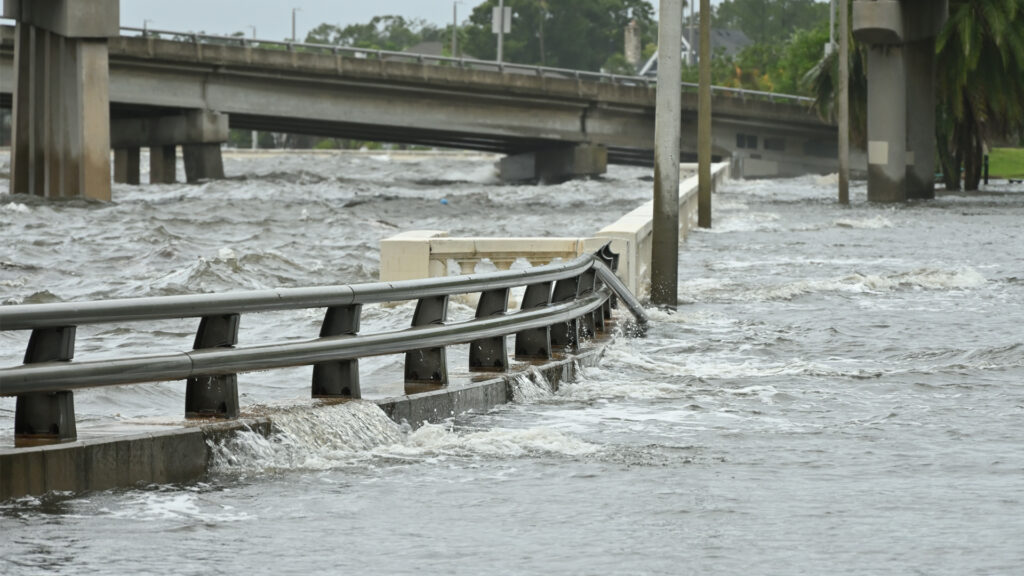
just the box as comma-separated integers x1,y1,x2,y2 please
638,28,752,76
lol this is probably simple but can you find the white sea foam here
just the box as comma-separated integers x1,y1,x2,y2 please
834,215,895,229
391,423,600,458
103,488,252,523
1,202,30,214
512,369,554,403
210,397,598,474
210,401,403,473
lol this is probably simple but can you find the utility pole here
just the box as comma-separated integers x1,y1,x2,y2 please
651,0,683,310
698,0,712,228
838,0,850,204
688,0,695,66
248,26,258,150
539,1,546,66
292,7,301,43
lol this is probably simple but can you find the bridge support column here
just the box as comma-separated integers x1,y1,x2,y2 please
183,144,226,183
499,144,607,184
150,145,177,184
111,110,228,184
904,37,937,199
853,0,946,203
865,43,907,202
5,0,118,200
113,147,141,185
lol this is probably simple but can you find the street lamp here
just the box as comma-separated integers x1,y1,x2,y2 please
247,25,257,40
451,1,463,57
292,7,302,43
143,19,154,37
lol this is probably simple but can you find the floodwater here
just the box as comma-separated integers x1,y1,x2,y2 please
1,151,1022,575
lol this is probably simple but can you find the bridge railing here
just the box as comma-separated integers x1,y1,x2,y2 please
117,26,815,106
0,251,646,447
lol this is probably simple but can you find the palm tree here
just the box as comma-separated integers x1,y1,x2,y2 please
936,0,1024,191
804,29,868,149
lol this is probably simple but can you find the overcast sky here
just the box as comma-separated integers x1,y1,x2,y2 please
112,1,734,41
1,1,795,42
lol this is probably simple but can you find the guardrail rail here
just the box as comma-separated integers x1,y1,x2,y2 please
0,249,646,447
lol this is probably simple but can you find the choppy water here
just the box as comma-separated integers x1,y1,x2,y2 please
1,151,1023,575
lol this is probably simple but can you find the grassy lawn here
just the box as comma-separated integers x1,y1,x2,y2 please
989,148,1024,178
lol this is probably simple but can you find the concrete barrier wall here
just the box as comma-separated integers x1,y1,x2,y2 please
381,162,731,300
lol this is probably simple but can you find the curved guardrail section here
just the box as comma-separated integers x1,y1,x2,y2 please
119,26,815,105
0,251,646,447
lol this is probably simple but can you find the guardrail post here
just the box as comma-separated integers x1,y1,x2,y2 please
515,282,553,360
405,296,448,388
578,269,598,338
469,289,509,372
14,326,77,444
185,314,240,419
312,305,361,398
550,275,581,353
596,245,620,321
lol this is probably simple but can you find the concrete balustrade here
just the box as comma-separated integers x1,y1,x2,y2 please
380,162,731,300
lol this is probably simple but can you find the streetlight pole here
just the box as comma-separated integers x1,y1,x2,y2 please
497,0,506,63
248,25,258,150
292,7,301,43
651,0,683,310
452,1,462,57
143,19,154,37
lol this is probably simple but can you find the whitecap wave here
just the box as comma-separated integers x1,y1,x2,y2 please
681,268,986,302
834,215,894,229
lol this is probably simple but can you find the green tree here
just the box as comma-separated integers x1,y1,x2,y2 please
462,0,655,71
714,0,829,45
936,0,1024,190
305,16,440,52
681,18,830,97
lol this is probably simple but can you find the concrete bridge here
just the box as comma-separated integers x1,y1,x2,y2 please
0,1,842,199
2,0,945,201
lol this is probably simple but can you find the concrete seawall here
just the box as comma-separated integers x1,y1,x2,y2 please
1,344,603,500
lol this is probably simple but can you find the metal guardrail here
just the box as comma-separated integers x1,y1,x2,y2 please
0,250,646,446
117,26,815,105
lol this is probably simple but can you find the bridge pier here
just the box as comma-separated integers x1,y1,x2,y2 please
499,144,607,184
853,0,946,202
5,0,117,200
110,110,228,184
183,143,226,183
113,147,141,185
150,145,178,184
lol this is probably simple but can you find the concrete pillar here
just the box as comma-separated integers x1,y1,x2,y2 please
904,37,936,199
866,44,907,203
183,144,225,183
150,145,177,184
499,144,607,184
113,147,141,185
7,0,117,201
854,0,946,203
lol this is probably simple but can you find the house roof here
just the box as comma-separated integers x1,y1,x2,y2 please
639,28,753,76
